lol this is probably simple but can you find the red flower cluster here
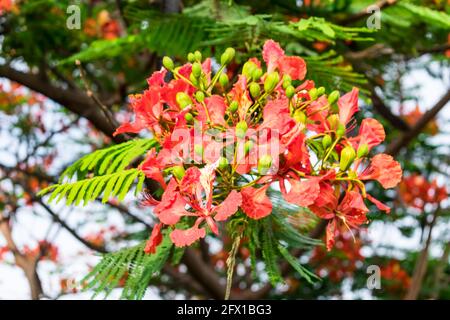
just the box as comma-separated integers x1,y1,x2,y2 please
399,174,447,210
380,260,411,294
113,40,402,253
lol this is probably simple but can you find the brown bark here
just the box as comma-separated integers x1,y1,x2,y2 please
0,219,43,300
404,207,440,300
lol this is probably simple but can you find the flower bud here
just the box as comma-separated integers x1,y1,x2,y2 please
218,156,229,170
309,88,318,100
162,56,174,71
339,145,356,171
235,121,248,139
244,140,254,154
357,143,369,158
194,50,202,62
184,112,194,122
264,71,280,93
336,123,346,137
293,109,307,124
258,154,272,175
172,165,185,180
221,47,235,65
285,85,295,99
219,73,229,87
176,92,192,109
189,73,199,86
187,52,195,63
322,134,332,149
282,74,292,89
252,68,263,81
192,62,202,78
327,114,340,130
228,101,238,113
328,90,340,105
250,82,261,98
195,91,205,102
317,86,325,96
242,61,257,78
194,144,204,157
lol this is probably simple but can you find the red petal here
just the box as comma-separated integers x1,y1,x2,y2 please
338,87,359,125
147,69,167,87
283,177,320,207
154,179,191,225
214,190,242,221
278,56,307,80
170,225,206,247
326,219,337,251
366,194,391,214
139,149,166,188
361,154,403,189
241,185,273,220
262,40,285,73
144,223,163,254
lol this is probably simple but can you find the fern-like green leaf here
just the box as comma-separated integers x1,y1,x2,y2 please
60,138,156,183
38,169,145,206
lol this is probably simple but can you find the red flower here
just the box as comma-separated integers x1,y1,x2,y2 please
144,223,163,254
241,185,272,219
262,40,307,80
349,118,385,152
359,153,402,189
151,166,242,247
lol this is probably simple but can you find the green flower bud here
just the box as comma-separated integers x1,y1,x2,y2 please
328,90,340,105
219,73,229,87
242,61,257,78
172,165,185,180
249,82,261,99
194,50,202,62
187,52,195,63
322,134,332,149
252,68,263,81
218,156,229,170
244,140,254,154
228,101,239,113
189,73,199,86
264,71,280,93
235,121,248,139
336,123,346,137
309,88,318,101
327,114,340,130
285,85,296,99
339,145,356,172
317,86,325,96
194,144,204,157
282,74,292,89
162,56,174,71
293,109,307,124
192,62,202,78
258,154,272,175
176,92,192,109
195,91,205,102
184,112,194,122
221,47,235,65
357,143,369,158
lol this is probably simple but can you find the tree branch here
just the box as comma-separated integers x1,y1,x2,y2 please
0,65,124,143
386,89,450,156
